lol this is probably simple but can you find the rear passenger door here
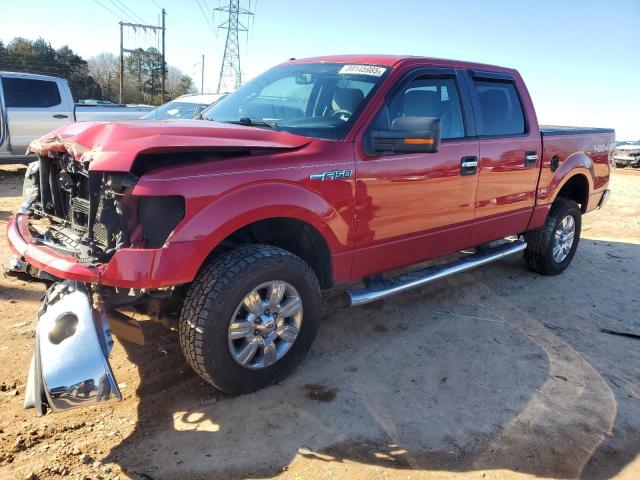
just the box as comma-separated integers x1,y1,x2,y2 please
464,70,542,244
1,77,70,155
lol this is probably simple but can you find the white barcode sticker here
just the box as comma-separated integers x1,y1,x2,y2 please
338,64,387,77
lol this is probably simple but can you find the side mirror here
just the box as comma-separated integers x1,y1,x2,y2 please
371,116,441,154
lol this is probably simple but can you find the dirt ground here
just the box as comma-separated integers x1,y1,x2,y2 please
0,166,638,480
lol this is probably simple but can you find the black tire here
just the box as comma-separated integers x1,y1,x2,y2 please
179,244,321,394
524,198,582,275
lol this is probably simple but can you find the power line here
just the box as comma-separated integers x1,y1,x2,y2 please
113,0,147,23
92,0,122,20
195,0,217,35
108,0,137,22
118,10,167,103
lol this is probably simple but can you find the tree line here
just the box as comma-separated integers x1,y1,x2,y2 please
0,37,195,105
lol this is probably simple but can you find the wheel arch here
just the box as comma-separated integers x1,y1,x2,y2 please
169,182,352,288
548,152,595,213
555,172,590,213
206,217,335,289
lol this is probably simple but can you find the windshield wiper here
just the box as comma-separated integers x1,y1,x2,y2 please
230,117,278,129
198,117,278,128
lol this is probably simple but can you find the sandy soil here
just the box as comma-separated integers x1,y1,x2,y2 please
0,167,638,480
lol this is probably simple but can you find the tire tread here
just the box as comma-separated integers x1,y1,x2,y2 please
178,244,319,392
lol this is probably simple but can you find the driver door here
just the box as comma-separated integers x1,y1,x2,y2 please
351,69,480,279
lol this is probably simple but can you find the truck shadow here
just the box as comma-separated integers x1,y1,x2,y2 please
103,238,640,479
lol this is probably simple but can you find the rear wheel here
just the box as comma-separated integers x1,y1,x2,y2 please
179,244,321,394
524,198,582,275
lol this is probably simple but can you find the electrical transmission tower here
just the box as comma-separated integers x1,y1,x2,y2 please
214,0,254,93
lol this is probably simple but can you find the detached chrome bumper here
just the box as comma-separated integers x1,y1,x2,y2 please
598,189,611,210
24,281,122,414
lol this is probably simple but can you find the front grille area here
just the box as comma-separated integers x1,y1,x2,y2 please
33,154,133,261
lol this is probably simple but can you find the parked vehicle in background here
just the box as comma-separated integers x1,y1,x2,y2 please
7,55,614,414
614,142,640,168
140,93,227,120
0,71,153,164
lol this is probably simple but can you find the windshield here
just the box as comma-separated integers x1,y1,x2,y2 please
142,101,210,120
202,62,389,140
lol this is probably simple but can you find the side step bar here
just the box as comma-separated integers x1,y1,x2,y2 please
347,240,527,307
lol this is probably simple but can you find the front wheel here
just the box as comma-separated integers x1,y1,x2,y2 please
179,244,321,394
524,198,582,275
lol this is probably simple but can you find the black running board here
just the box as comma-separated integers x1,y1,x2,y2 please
347,240,527,306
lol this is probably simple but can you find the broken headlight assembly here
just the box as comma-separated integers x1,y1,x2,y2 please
134,195,185,248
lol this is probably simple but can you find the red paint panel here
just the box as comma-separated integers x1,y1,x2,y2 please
351,139,479,279
537,131,613,210
472,136,541,241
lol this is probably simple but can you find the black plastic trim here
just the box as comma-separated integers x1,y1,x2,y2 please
541,127,615,136
469,69,516,82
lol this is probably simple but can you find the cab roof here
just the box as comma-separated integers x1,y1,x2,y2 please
285,54,517,74
0,70,63,82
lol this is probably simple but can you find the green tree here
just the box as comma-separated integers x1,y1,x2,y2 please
0,37,101,101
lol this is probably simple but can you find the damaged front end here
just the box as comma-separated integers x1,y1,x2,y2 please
25,153,138,263
25,281,121,414
14,153,185,414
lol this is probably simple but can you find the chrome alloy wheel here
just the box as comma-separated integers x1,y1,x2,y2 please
552,214,576,263
228,281,303,370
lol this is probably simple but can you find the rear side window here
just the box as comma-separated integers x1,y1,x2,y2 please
1,78,62,108
472,80,525,136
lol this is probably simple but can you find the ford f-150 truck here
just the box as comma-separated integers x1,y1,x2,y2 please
6,55,614,414
0,71,153,165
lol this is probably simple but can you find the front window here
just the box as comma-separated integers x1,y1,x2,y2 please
202,62,389,140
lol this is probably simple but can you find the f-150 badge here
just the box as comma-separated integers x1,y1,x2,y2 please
309,170,353,181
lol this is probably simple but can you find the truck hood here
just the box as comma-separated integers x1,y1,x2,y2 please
28,120,312,172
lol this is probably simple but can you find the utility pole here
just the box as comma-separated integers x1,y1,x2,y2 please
214,0,253,93
119,22,124,104
117,14,166,104
201,54,205,94
161,8,166,103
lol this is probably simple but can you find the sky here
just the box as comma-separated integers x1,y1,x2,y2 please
1,0,639,139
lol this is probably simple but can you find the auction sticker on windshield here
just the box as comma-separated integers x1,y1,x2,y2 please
338,65,387,76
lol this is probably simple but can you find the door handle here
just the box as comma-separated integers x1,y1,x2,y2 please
460,156,478,176
53,114,69,119
524,151,538,167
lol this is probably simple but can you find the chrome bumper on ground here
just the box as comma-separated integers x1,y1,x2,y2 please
24,281,122,415
598,189,611,210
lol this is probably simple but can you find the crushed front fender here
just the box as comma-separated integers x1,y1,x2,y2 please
24,281,122,414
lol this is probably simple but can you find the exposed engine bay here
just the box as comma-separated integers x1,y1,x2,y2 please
23,154,184,264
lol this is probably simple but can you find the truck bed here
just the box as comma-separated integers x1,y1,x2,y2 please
537,125,614,216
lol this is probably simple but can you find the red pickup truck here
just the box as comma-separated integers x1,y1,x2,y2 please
8,55,614,414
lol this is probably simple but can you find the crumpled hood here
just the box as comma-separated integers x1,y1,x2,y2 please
28,119,312,172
